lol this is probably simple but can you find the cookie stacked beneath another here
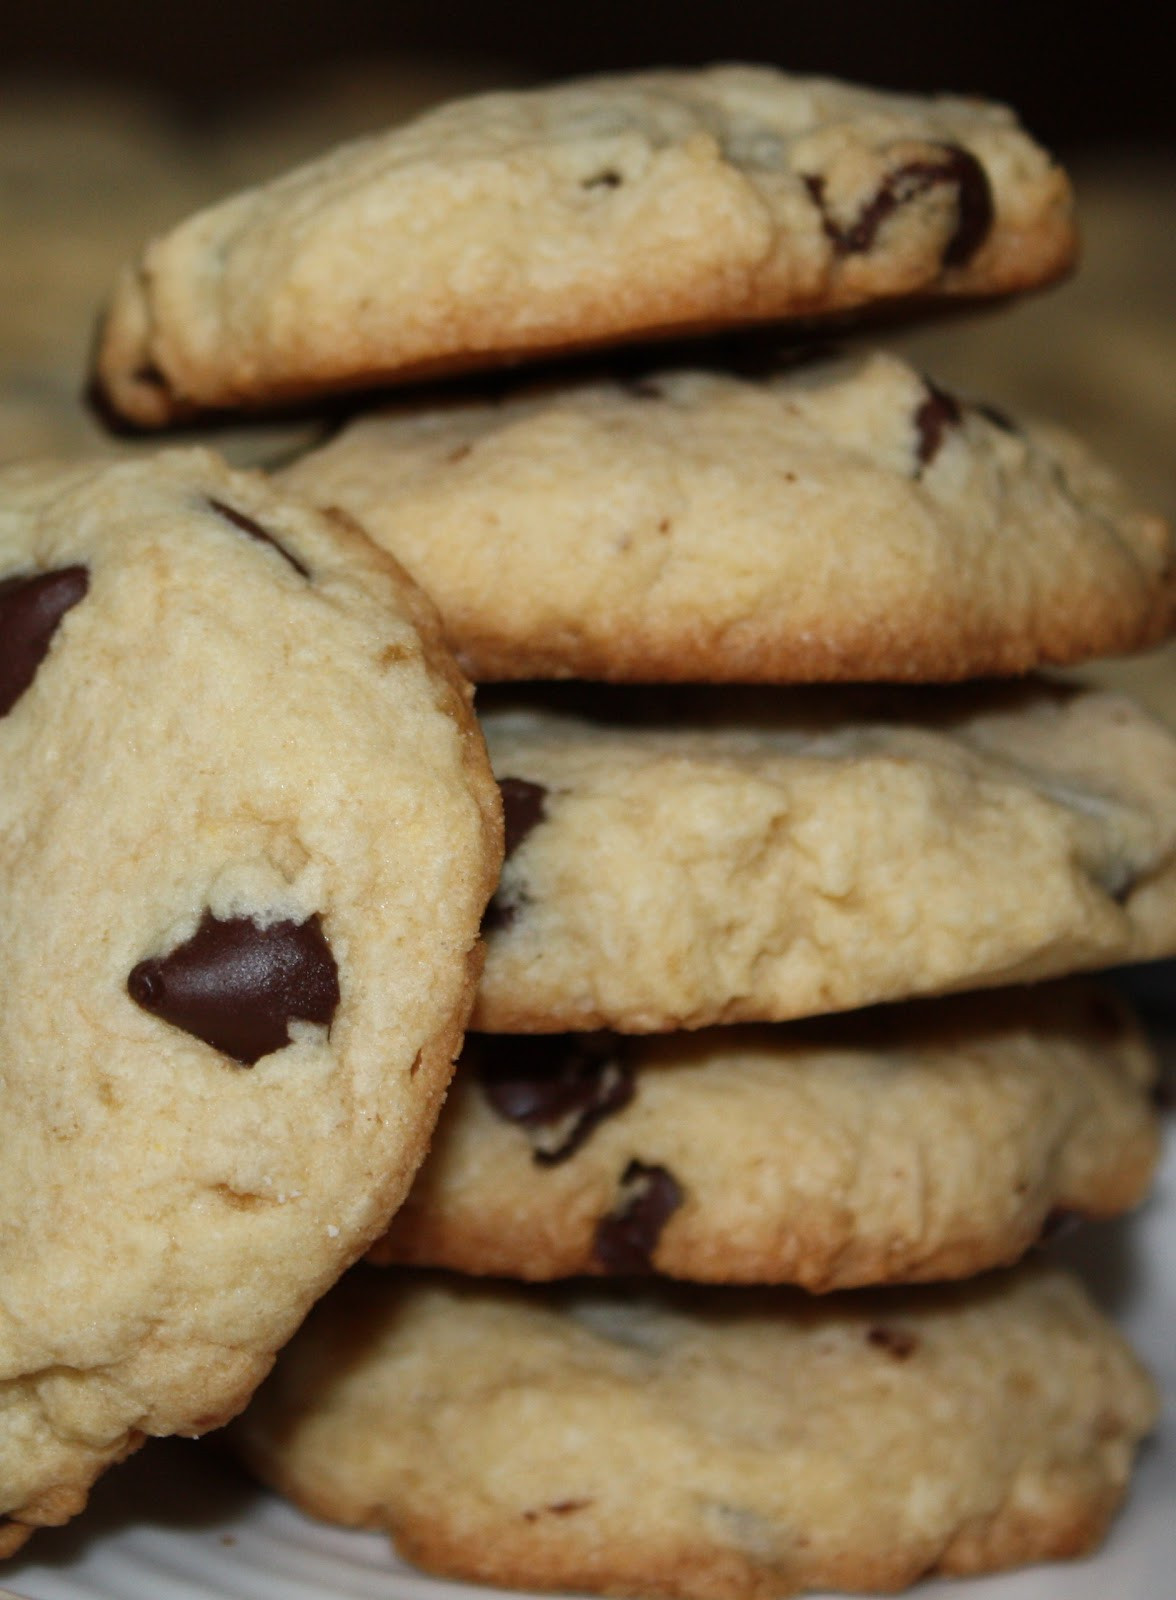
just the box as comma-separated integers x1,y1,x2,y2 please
85,65,1175,1597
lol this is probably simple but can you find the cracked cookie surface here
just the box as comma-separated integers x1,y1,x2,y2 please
281,351,1172,682
474,682,1176,1031
93,65,1074,424
0,449,501,1555
373,984,1160,1287
235,1264,1157,1600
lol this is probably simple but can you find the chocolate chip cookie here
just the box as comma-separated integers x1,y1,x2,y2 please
373,984,1159,1287
235,1264,1157,1600
93,65,1075,425
280,351,1172,681
474,682,1176,1032
0,449,501,1555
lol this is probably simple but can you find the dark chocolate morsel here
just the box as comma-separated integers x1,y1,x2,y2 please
0,565,89,716
498,776,548,861
207,497,310,579
583,169,622,189
914,379,963,471
128,910,340,1065
481,893,519,934
482,778,546,932
593,1160,683,1273
477,1034,634,1164
804,144,993,269
937,146,995,268
866,1325,919,1360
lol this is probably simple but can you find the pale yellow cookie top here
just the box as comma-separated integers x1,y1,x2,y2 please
375,984,1159,1288
474,682,1176,1031
235,1264,1157,1600
93,65,1075,424
0,449,501,1555
281,351,1173,681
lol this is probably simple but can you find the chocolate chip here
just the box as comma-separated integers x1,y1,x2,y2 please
0,565,89,716
483,777,549,933
625,378,664,401
481,893,520,934
498,776,548,861
593,1160,682,1273
866,1325,919,1360
128,910,340,1064
583,169,622,189
477,1035,634,1164
936,147,995,267
207,497,310,579
914,379,963,471
804,144,993,268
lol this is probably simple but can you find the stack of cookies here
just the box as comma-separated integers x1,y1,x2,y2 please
9,64,1175,1596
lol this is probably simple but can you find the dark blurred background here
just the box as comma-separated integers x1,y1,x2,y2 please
3,0,1175,154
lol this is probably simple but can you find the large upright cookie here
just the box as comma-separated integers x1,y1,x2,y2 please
475,683,1176,1032
93,65,1075,425
0,450,502,1556
235,1265,1157,1600
280,352,1173,681
373,985,1160,1288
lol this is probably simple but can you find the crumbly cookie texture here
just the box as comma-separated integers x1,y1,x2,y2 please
93,65,1075,425
372,984,1159,1288
235,1265,1157,1600
0,450,502,1556
474,682,1176,1032
280,352,1172,682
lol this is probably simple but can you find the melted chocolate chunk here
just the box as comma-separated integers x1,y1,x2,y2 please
207,497,310,579
481,893,520,934
866,1325,919,1360
128,911,340,1064
498,776,548,860
914,379,963,471
477,1034,634,1164
0,565,89,716
804,144,993,268
936,147,996,267
594,1160,683,1273
483,777,549,932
